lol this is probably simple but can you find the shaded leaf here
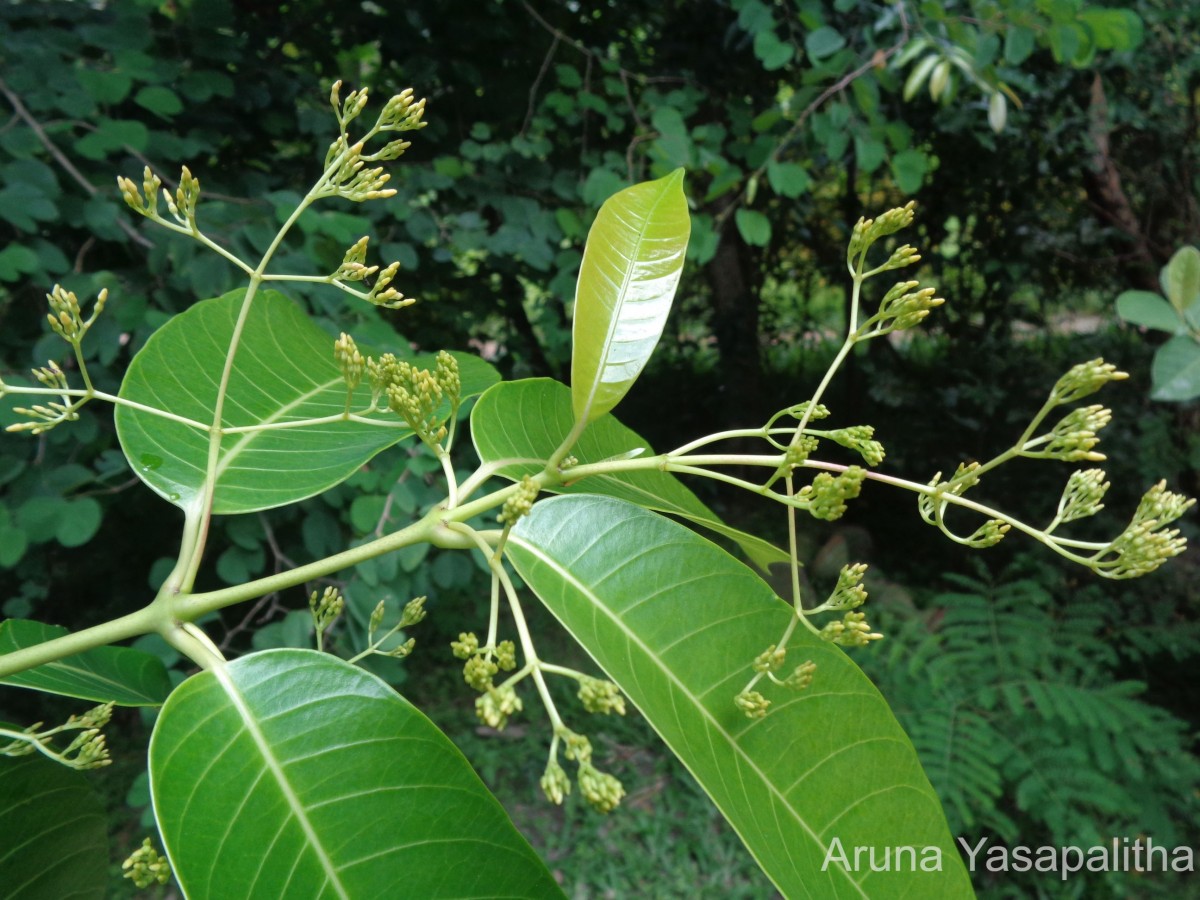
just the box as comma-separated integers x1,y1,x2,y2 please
0,755,108,900
508,496,972,898
891,148,928,194
150,649,564,899
1116,290,1182,333
805,26,847,60
735,208,771,246
1151,335,1200,402
1162,245,1200,315
116,289,497,514
0,619,171,706
571,170,690,425
470,378,787,570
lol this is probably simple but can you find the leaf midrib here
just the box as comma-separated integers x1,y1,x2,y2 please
212,663,350,900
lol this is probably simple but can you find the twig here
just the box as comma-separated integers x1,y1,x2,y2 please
522,34,560,137
0,77,153,248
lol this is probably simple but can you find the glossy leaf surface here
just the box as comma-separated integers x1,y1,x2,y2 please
0,755,108,899
509,496,973,898
150,649,564,900
0,618,171,705
471,378,786,570
1116,290,1182,333
571,169,689,424
117,289,498,514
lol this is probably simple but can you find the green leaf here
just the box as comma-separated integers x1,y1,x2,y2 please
0,244,39,282
571,170,690,425
1004,26,1036,65
1162,246,1200,315
150,650,564,899
766,159,810,198
854,136,887,174
891,148,928,194
1151,335,1200,402
0,619,172,706
735,208,771,246
508,496,973,898
0,755,108,900
753,29,795,70
116,289,498,514
1116,290,1182,333
134,85,183,117
805,26,847,61
470,378,788,570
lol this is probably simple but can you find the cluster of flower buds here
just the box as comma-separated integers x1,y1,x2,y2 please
1091,481,1194,579
334,237,379,283
308,586,344,649
326,139,396,203
118,165,201,230
1054,468,1111,526
734,689,772,719
577,676,626,716
46,284,106,343
450,635,523,729
798,466,866,521
122,838,172,889
333,333,365,400
1050,358,1128,405
163,165,201,229
860,279,944,336
824,425,886,467
498,475,539,524
1024,404,1113,462
367,351,460,445
358,596,426,660
820,611,883,647
476,684,523,730
824,563,868,611
116,166,163,218
846,201,917,269
2,702,113,770
541,729,626,813
376,87,428,134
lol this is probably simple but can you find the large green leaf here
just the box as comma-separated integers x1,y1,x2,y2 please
116,289,498,514
150,649,564,899
571,169,689,425
0,619,171,706
509,496,973,899
471,378,787,570
0,755,108,899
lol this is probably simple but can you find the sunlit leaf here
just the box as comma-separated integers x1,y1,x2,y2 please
471,378,787,570
571,170,689,425
150,649,564,899
116,289,498,514
509,496,973,898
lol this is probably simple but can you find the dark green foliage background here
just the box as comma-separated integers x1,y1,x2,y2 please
0,0,1196,896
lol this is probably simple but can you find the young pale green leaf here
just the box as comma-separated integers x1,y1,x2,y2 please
0,619,171,706
116,289,498,514
1116,290,1183,333
1150,335,1200,402
0,755,108,899
471,378,787,570
150,649,564,900
1162,245,1200,315
571,169,689,425
509,496,973,899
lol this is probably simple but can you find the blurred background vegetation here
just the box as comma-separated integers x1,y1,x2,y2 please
0,0,1196,896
